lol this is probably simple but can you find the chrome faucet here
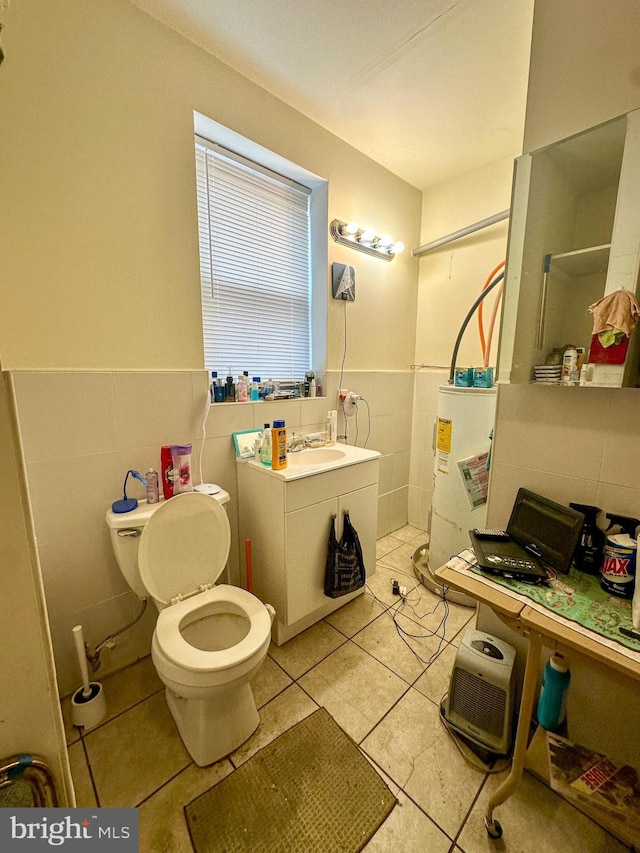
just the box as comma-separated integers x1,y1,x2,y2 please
287,432,307,452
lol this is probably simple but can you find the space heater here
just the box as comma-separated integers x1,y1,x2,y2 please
442,628,516,756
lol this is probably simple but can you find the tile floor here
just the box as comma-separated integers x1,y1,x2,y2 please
62,526,630,852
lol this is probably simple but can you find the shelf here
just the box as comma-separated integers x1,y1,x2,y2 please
549,244,611,277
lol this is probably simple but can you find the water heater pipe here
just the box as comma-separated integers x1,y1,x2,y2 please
448,271,505,384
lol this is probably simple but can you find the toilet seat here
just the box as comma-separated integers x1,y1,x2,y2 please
138,492,231,606
155,584,271,672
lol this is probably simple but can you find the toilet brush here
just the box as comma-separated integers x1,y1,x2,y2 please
70,625,106,730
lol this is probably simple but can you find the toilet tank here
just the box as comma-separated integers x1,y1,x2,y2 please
105,492,231,599
106,500,161,598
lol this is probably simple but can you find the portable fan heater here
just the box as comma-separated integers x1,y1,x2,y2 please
442,629,516,756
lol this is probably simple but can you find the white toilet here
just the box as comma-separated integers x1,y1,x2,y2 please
106,490,274,766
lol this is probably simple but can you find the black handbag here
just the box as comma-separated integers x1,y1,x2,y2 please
324,511,366,598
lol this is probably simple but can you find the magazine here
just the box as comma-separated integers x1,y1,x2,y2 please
547,732,640,837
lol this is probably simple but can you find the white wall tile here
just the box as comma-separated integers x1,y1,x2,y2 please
493,384,609,480
13,371,117,462
38,529,129,619
113,372,195,449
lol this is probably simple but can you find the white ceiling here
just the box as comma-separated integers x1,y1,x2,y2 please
131,0,534,191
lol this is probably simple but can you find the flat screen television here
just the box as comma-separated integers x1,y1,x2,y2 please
506,488,584,574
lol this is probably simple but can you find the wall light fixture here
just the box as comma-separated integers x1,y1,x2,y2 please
330,219,404,261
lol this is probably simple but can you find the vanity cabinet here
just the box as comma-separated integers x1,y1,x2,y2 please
499,109,640,387
237,456,379,645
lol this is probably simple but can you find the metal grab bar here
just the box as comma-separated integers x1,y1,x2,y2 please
0,754,58,807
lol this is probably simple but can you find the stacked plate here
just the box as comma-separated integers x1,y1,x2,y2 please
534,364,562,384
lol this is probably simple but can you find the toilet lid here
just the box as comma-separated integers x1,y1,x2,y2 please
138,492,230,605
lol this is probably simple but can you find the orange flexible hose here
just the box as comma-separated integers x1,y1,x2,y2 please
478,261,506,361
484,283,504,367
245,538,253,593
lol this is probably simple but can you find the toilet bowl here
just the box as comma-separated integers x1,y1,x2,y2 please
106,491,274,766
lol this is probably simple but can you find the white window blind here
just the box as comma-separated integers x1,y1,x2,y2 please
195,138,312,378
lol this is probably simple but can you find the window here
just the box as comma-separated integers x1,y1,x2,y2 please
195,137,312,379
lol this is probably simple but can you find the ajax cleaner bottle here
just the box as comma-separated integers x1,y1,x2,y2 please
537,654,571,732
600,513,640,599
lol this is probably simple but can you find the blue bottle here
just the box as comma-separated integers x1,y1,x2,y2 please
537,654,570,731
251,377,261,401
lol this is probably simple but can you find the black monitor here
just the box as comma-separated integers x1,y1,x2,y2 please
507,488,584,573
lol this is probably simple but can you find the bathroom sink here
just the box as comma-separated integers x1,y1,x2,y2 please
287,448,346,466
242,442,380,480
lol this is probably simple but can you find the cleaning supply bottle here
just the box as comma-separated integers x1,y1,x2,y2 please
561,346,578,386
271,419,287,470
537,654,571,731
251,377,260,401
260,423,272,467
570,503,604,575
634,525,640,630
600,513,640,599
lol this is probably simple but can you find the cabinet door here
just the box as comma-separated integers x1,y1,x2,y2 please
284,484,378,625
285,497,338,624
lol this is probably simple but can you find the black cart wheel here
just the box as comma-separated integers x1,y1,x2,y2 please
484,816,503,839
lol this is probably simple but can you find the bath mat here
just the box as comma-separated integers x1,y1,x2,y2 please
185,708,396,853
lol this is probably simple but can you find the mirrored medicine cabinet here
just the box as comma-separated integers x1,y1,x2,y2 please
498,109,640,388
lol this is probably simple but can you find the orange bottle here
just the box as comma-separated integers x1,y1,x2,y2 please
271,419,287,470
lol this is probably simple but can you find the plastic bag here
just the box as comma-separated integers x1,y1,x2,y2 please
324,511,366,598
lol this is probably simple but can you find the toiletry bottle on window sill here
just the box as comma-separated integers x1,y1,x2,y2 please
236,374,248,402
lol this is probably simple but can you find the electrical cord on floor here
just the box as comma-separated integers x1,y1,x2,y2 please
365,568,450,667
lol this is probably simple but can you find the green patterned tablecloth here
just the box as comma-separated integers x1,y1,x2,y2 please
471,565,640,652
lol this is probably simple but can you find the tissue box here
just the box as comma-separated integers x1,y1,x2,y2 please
473,367,494,388
454,367,473,387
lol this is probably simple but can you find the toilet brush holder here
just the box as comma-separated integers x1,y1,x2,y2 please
70,624,107,730
71,681,106,730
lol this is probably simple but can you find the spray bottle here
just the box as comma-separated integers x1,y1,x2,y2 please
600,513,640,599
569,503,604,575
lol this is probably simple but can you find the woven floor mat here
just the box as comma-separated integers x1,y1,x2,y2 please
185,708,396,852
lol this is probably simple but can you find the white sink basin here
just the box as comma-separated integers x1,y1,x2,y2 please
287,448,346,466
242,442,380,479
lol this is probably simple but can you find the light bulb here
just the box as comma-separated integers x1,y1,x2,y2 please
359,228,375,243
377,234,393,248
391,241,405,255
344,220,359,235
